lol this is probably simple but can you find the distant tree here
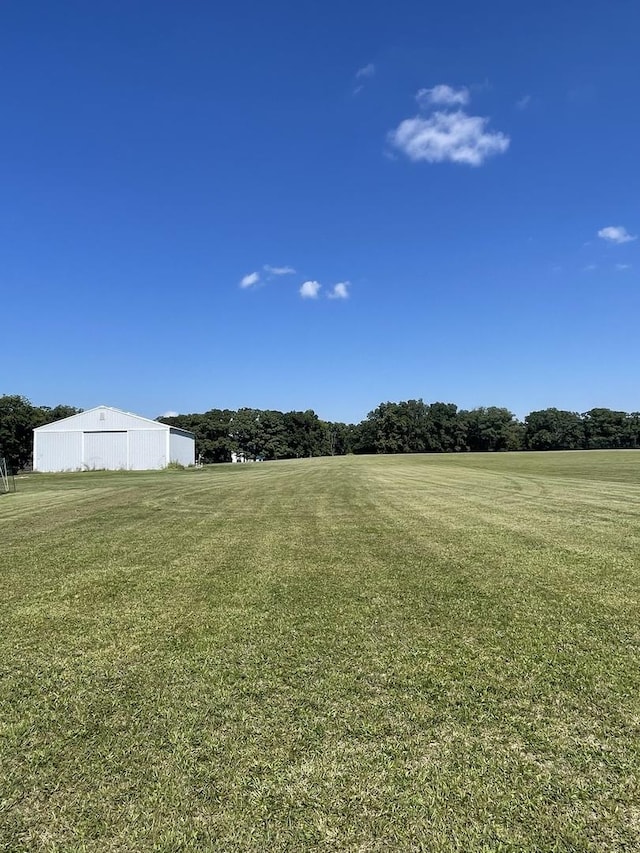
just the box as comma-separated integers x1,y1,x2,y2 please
230,408,263,460
505,419,526,451
626,413,640,449
40,404,82,423
424,402,461,452
283,410,329,458
582,408,630,449
524,409,585,451
461,407,523,452
361,400,426,454
353,400,548,456
351,417,377,455
255,410,289,460
327,422,355,455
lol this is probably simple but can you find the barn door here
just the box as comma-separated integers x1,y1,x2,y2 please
83,431,127,470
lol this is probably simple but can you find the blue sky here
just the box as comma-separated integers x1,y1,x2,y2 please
2,0,638,423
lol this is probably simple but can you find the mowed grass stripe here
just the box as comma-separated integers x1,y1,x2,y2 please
365,458,640,560
1,453,639,851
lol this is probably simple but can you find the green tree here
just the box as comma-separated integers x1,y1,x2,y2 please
582,408,630,449
230,408,263,460
326,422,355,455
626,413,640,449
424,402,461,452
283,410,329,458
461,407,523,452
367,400,429,453
255,410,289,460
351,417,377,455
40,404,82,423
524,409,585,451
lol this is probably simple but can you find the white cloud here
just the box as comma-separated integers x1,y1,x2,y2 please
388,110,510,166
300,280,321,299
356,63,375,79
516,94,531,110
328,282,349,299
616,263,632,271
416,84,470,107
162,410,179,418
264,265,295,275
598,226,637,244
240,271,260,288
353,63,375,96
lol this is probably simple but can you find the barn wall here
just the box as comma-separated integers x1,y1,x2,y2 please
34,431,83,472
169,430,195,466
128,430,168,470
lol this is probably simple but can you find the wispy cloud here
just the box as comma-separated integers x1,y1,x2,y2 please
161,410,179,418
388,110,509,166
353,62,375,96
416,84,469,107
356,63,375,80
240,271,260,288
300,280,321,299
598,225,637,244
240,265,296,289
264,264,295,276
328,282,350,299
516,94,531,110
616,263,632,271
583,264,597,272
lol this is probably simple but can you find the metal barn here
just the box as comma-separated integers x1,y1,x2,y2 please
33,406,195,472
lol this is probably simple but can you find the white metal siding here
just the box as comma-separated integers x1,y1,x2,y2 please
128,429,167,470
83,432,128,470
169,430,195,466
34,431,83,472
36,407,168,433
33,407,195,472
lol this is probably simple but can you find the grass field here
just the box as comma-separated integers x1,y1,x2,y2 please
1,452,639,852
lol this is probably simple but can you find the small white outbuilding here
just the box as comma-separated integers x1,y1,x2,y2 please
33,406,195,472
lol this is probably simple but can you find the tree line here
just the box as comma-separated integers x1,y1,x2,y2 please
1,394,639,471
162,402,640,459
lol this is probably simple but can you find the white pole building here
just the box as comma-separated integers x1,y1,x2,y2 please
33,406,195,472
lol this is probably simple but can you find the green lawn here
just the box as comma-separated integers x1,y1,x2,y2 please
1,452,639,851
